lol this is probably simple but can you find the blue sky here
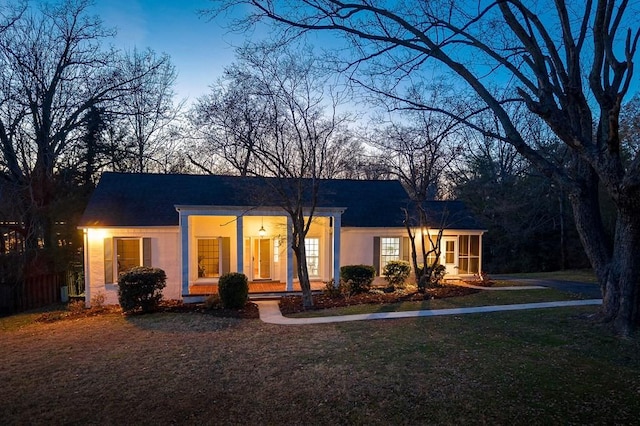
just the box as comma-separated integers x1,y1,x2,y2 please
88,1,638,110
91,0,249,103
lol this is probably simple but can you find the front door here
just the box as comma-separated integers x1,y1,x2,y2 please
253,238,271,280
442,237,458,276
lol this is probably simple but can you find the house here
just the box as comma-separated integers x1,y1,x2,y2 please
79,172,485,305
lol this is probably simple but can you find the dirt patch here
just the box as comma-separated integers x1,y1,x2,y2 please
279,285,479,315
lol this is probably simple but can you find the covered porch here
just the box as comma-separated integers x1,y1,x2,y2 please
176,206,344,300
189,280,327,295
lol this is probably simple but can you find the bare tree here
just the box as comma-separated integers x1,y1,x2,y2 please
620,93,640,158
116,48,183,173
213,0,640,335
193,45,352,307
0,0,169,264
189,64,271,176
368,97,463,289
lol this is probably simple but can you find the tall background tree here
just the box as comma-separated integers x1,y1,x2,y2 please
191,45,356,307
213,0,640,335
0,0,178,277
367,89,464,287
115,48,184,173
449,108,590,273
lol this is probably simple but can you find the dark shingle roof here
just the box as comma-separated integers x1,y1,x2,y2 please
80,172,482,230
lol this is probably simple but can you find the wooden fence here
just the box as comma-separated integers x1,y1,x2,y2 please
0,270,84,315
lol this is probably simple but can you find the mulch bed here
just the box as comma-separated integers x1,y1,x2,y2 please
279,285,479,315
464,279,495,287
33,285,479,323
35,299,261,322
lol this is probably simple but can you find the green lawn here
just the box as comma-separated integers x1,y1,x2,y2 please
498,269,597,283
1,299,638,425
0,303,68,332
288,288,587,318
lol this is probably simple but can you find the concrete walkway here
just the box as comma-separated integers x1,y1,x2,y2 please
254,299,603,325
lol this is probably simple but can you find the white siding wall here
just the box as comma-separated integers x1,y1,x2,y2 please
85,227,180,306
340,227,484,277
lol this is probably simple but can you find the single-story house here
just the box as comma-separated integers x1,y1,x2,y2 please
79,173,486,305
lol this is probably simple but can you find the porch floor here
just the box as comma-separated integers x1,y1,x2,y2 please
189,280,326,295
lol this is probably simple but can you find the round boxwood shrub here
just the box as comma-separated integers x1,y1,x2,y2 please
118,266,167,314
383,260,411,290
218,272,249,309
340,264,376,294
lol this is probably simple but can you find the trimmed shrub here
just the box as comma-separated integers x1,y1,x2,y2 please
218,272,249,309
322,279,352,298
417,264,447,292
340,264,375,294
383,260,411,290
118,266,167,313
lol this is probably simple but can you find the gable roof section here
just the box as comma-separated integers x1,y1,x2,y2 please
79,172,482,230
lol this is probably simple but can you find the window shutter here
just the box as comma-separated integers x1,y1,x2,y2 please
143,238,152,267
373,236,380,276
402,237,410,262
293,252,298,279
104,237,113,283
221,237,231,274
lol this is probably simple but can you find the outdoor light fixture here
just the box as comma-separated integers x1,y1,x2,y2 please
259,217,266,237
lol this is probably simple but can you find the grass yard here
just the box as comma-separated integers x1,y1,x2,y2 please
287,288,587,318
1,299,639,425
500,269,598,283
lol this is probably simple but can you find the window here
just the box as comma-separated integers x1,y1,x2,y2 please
305,238,320,277
380,237,400,270
458,235,480,274
445,240,455,264
104,237,151,284
374,236,410,276
116,239,141,275
197,238,220,278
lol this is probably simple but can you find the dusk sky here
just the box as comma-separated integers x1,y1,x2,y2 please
91,0,256,103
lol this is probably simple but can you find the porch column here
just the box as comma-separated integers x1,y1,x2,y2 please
180,212,189,296
83,229,91,307
286,216,294,291
236,216,244,273
332,214,341,288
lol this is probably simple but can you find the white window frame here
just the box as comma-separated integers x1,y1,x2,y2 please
305,237,320,277
115,237,143,277
458,235,481,275
196,237,222,279
380,237,401,271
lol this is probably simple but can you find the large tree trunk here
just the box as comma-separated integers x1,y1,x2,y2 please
291,212,314,308
295,245,313,308
567,169,611,286
570,168,640,336
602,206,640,336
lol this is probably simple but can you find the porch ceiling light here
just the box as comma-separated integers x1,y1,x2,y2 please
259,217,266,237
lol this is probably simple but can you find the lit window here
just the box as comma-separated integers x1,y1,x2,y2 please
458,235,480,274
305,238,320,277
105,237,150,283
116,238,141,275
197,238,220,278
380,237,400,270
